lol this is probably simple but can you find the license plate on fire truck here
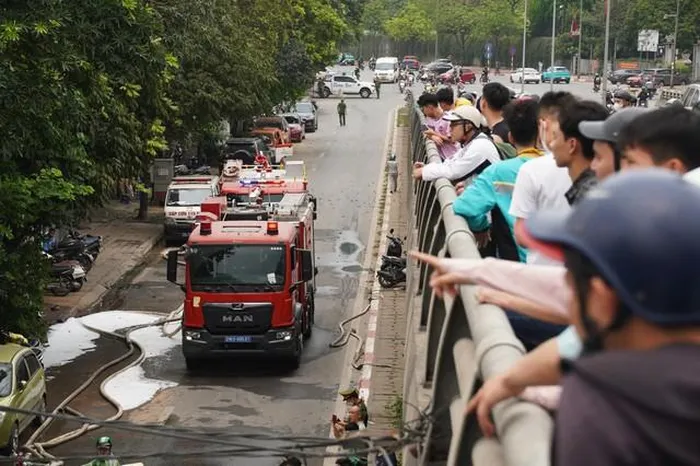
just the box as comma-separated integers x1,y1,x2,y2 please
225,335,253,343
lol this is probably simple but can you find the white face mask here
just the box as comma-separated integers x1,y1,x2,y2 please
557,326,583,361
613,103,623,111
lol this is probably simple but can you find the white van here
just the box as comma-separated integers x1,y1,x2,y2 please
374,57,399,83
164,175,219,243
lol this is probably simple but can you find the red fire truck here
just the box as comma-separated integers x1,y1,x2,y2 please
166,192,317,370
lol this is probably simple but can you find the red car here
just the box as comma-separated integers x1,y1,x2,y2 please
438,67,476,85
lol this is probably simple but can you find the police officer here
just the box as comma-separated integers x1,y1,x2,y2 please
338,387,368,427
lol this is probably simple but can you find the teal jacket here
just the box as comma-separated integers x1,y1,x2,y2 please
453,153,543,262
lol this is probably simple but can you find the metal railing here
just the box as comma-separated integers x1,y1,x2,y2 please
401,100,553,466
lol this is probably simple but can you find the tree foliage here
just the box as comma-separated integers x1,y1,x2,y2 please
384,2,435,42
0,0,352,336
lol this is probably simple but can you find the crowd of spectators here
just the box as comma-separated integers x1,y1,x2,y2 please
411,83,700,464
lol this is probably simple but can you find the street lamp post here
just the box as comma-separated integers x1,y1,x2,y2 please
670,0,680,88
601,0,611,105
521,0,528,94
549,0,557,92
577,0,583,78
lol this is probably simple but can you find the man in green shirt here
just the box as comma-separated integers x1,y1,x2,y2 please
337,99,347,126
338,387,368,427
374,77,381,99
83,436,121,466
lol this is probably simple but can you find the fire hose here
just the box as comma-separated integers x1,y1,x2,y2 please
24,307,183,462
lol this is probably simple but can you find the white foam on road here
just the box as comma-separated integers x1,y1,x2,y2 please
43,318,100,369
46,310,182,411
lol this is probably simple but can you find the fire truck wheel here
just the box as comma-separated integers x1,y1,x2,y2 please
303,293,314,339
289,329,303,370
185,357,200,372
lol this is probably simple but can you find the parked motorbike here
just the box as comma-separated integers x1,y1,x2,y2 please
386,228,404,257
380,255,406,271
377,266,406,289
47,229,101,272
44,252,86,296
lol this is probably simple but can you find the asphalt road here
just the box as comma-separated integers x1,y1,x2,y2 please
44,67,405,466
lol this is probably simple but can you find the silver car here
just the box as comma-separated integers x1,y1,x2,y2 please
294,101,318,133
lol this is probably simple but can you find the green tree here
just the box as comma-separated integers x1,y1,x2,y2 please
384,2,435,42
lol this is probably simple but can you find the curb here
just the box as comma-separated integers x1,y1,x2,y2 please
65,231,164,318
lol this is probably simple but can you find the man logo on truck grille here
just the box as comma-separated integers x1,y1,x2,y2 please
222,314,253,323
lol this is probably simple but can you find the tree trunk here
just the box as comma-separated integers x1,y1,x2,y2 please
136,166,150,220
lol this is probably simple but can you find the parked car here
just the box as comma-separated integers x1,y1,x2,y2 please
426,61,453,75
294,101,318,132
281,113,306,142
608,68,641,84
541,66,571,83
0,344,47,455
510,67,541,84
678,84,700,110
322,74,375,98
437,67,477,85
253,116,291,143
653,68,691,86
338,53,355,66
402,58,421,71
626,69,654,88
249,128,292,164
220,137,274,168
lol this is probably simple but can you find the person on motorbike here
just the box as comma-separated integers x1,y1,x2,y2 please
613,90,635,111
593,73,601,92
481,66,489,83
637,85,651,107
354,67,360,80
84,437,120,466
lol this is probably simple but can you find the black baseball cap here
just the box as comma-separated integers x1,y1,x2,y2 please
578,107,648,144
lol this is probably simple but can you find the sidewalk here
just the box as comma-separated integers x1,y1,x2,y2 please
364,112,411,434
44,201,164,324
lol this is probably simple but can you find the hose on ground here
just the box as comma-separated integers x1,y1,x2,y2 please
24,311,182,462
328,299,373,371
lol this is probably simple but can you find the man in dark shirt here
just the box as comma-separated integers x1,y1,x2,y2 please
548,100,607,205
516,169,700,466
479,82,512,144
337,99,347,126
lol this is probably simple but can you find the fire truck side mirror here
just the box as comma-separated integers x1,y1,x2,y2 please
299,249,314,282
166,250,179,284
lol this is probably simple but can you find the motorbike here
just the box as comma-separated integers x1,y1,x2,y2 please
398,80,406,93
386,228,404,257
48,229,101,272
480,72,489,84
380,255,406,271
377,266,406,289
44,252,87,296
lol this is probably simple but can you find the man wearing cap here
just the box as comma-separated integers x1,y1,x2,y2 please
412,105,500,183
612,89,636,111
339,387,368,427
578,107,648,180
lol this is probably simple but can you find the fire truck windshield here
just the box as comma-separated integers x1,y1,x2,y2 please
166,188,212,207
188,244,286,290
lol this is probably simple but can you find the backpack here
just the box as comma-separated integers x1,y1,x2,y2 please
494,140,517,160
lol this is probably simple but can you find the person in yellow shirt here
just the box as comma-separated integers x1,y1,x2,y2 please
456,96,473,107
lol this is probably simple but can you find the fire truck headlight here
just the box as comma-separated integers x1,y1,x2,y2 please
184,330,202,341
275,331,293,341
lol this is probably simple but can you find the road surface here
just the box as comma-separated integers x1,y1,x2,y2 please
43,67,404,466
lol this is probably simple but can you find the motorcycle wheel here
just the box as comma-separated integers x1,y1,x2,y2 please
69,279,84,292
49,284,70,297
377,274,396,289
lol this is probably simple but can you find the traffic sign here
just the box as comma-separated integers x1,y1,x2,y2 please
510,46,516,56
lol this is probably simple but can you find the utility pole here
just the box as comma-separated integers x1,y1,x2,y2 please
577,0,583,77
601,0,611,105
521,0,528,95
550,0,557,91
670,0,680,87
